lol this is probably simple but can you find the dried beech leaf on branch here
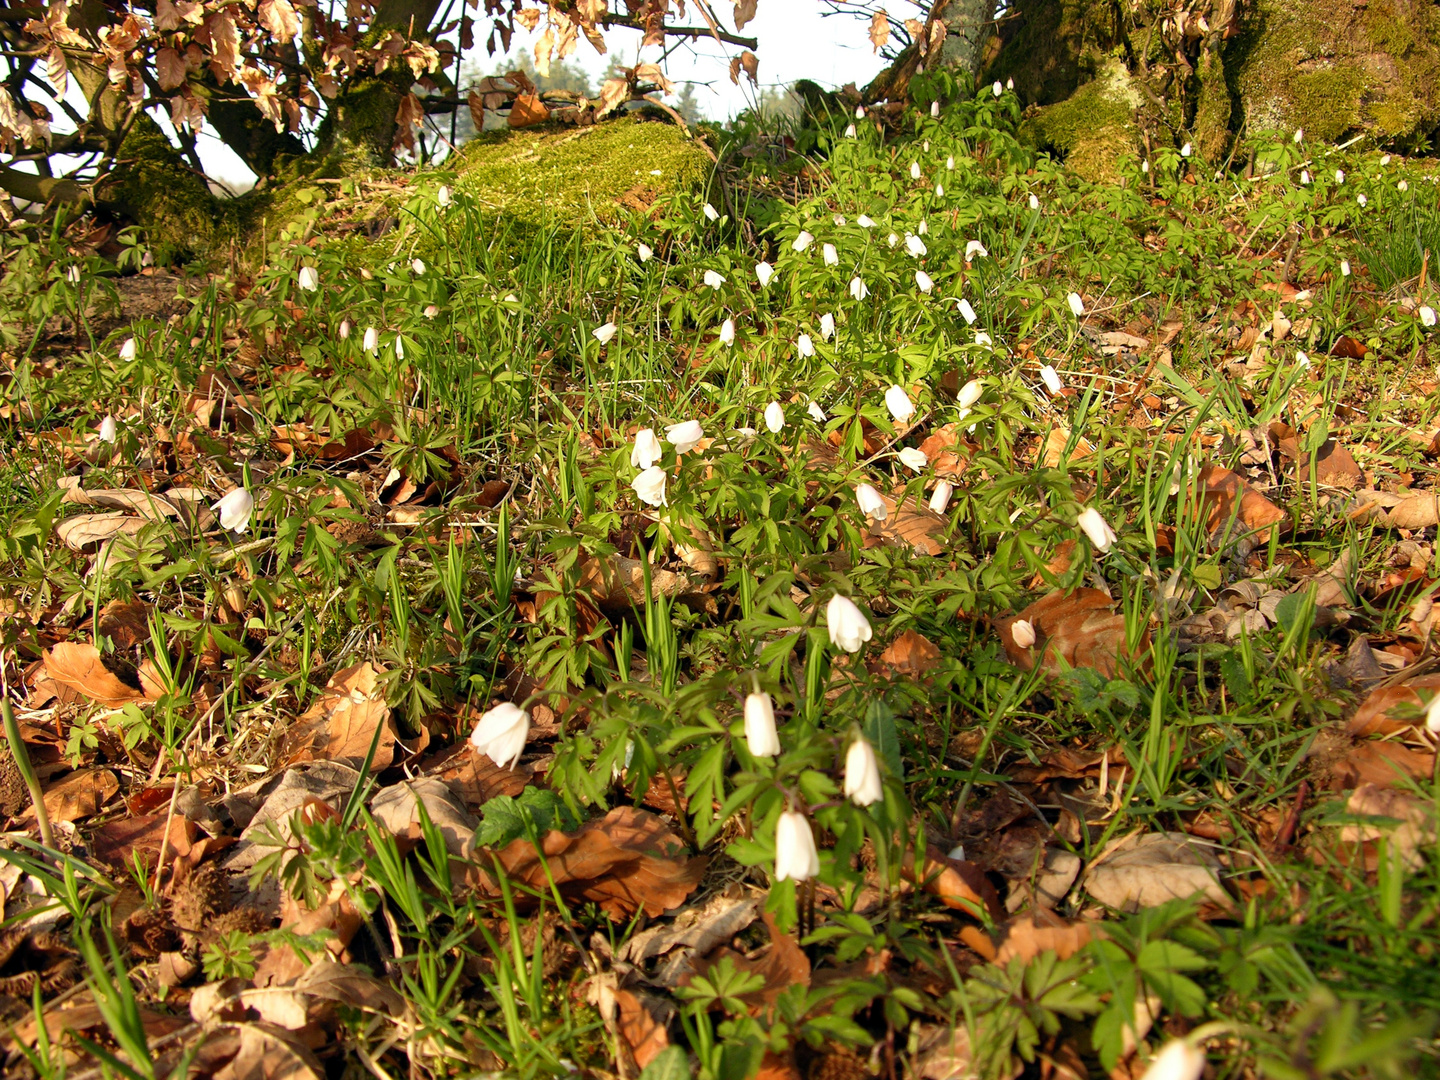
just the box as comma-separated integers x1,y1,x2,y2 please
42,642,145,705
284,662,397,771
869,10,890,52
477,806,705,919
509,93,551,128
997,588,1148,678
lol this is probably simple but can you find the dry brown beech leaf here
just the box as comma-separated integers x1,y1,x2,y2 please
906,845,1005,920
55,512,148,552
618,893,758,967
214,1022,325,1080
429,742,532,809
1338,783,1436,871
42,642,145,705
998,588,1149,678
1348,675,1440,736
993,910,1094,964
284,661,396,772
1083,831,1231,912
478,806,706,919
578,553,691,608
370,777,477,857
687,911,809,1013
39,768,118,823
1325,739,1434,790
877,629,941,679
1195,465,1286,539
873,494,947,556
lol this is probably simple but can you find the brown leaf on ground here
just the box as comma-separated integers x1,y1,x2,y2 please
1338,783,1436,871
1006,745,1126,783
371,777,478,856
688,911,810,1013
1326,740,1434,790
1029,538,1077,588
998,588,1148,678
479,806,706,919
877,629,941,679
872,494,947,555
429,742,532,809
1351,488,1440,530
98,600,153,648
619,894,758,967
39,768,118,824
1195,465,1285,538
1348,675,1440,736
917,423,971,478
913,1023,974,1080
1276,437,1364,489
55,512,147,552
90,813,197,867
614,988,672,1068
1084,831,1231,912
993,911,1093,964
42,642,144,705
578,553,690,608
214,1022,325,1080
10,995,189,1055
906,846,1005,920
254,879,363,987
1041,426,1094,469
284,662,396,772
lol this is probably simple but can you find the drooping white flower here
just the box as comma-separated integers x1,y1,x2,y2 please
703,202,719,221
119,337,136,361
833,214,847,227
820,313,836,339
965,240,988,260
363,326,379,352
1296,350,1311,368
1293,128,1304,143
1300,169,1311,185
929,480,954,513
935,183,945,197
66,266,81,284
412,258,425,275
957,299,978,325
946,155,955,171
774,809,819,882
1180,142,1192,158
915,270,934,293
855,483,887,519
744,691,780,757
1399,179,1409,191
298,266,319,291
632,466,668,506
992,81,1003,97
141,250,153,267
910,162,922,180
918,220,929,235
1340,260,1351,277
885,385,915,422
957,379,984,409
424,304,440,319
796,333,816,358
857,214,876,228
1138,1040,1204,1080
704,269,726,290
854,105,866,120
1381,154,1392,166
849,276,869,301
666,420,705,453
631,428,663,468
1357,194,1368,207
637,243,654,262
793,230,814,252
808,400,827,422
470,702,530,770
360,267,374,280
1426,691,1440,734
719,318,736,345
1040,365,1064,394
395,337,405,360
898,447,928,471
826,594,873,653
1067,292,1085,317
930,100,940,118
437,184,452,206
1029,193,1040,210
974,331,994,348
845,123,857,138
823,243,839,267
1006,77,1014,89
98,416,117,444
887,232,900,248
763,401,785,434
593,322,618,345
755,261,774,287
1335,169,1345,184
1420,306,1437,327
1142,160,1150,174
213,487,254,533
905,234,927,257
338,320,351,340
844,737,883,806
1077,506,1117,552
1012,619,1036,648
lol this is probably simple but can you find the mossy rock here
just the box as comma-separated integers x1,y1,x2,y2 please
449,114,713,226
1020,58,1141,182
1229,0,1440,145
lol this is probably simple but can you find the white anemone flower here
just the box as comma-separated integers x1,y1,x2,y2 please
1138,1040,1205,1080
957,379,984,409
412,258,425,274
1300,169,1311,184
632,466,668,506
845,123,857,138
820,313,836,339
437,184,452,206
854,105,866,119
1426,691,1440,734
666,420,705,453
1340,260,1351,277
965,240,988,260
719,318,736,345
1040,365,1064,394
395,337,405,360
833,214,847,227
631,428,663,469
888,232,900,248
905,234,927,257
797,333,816,357
849,276,869,301
823,243,839,267
1293,128,1304,143
974,331,994,347
703,202,719,221
593,322,618,345
774,809,819,882
857,214,875,228
885,384,916,422
1077,507,1117,552
1335,169,1345,183
298,266,319,291
826,594,873,653
930,100,940,118
637,243,654,262
98,416,117,444
957,299,978,325
844,737,884,806
918,219,929,234
1007,77,1014,89
338,320,351,340
424,304,440,319
1399,179,1409,191
915,270,935,293
929,480,954,513
755,261,774,287
213,487,254,533
1012,619,1037,648
1419,306,1436,327
935,183,945,197
1067,292,1085,317
898,447,928,471
119,337,136,361
910,162,922,180
66,266,81,283
808,401,827,422
855,483,887,519
1358,194,1368,207
1381,154,1392,165
744,692,780,757
470,703,530,770
1029,193,1040,210
1180,142,1192,157
704,269,726,290
1296,350,1311,368
363,326,379,352
947,155,955,170
793,230,814,252
763,401,785,434
992,80,1003,97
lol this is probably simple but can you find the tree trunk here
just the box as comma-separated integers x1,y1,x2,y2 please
934,0,999,82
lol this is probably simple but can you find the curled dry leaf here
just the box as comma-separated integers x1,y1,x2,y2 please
1324,739,1434,790
428,742,532,810
998,588,1148,678
579,553,692,609
42,642,145,705
619,893,758,967
55,512,147,552
1083,831,1231,912
38,768,118,824
254,878,363,988
1195,465,1285,539
686,912,809,1013
508,93,551,127
1350,488,1440,530
905,845,1005,920
213,1022,325,1080
917,423,971,478
371,776,478,857
1338,783,1436,871
1348,674,1440,735
478,806,705,919
284,662,397,772
872,493,947,555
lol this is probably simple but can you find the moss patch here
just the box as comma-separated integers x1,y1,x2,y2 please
1021,58,1140,183
449,114,713,226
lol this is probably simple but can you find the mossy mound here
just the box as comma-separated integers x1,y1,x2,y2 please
1020,58,1141,183
450,114,713,225
1231,0,1440,145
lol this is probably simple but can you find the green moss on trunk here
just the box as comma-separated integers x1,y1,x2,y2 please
1193,44,1233,164
1020,58,1140,182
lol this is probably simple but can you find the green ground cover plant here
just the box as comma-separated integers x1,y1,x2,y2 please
1,76,1439,1080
